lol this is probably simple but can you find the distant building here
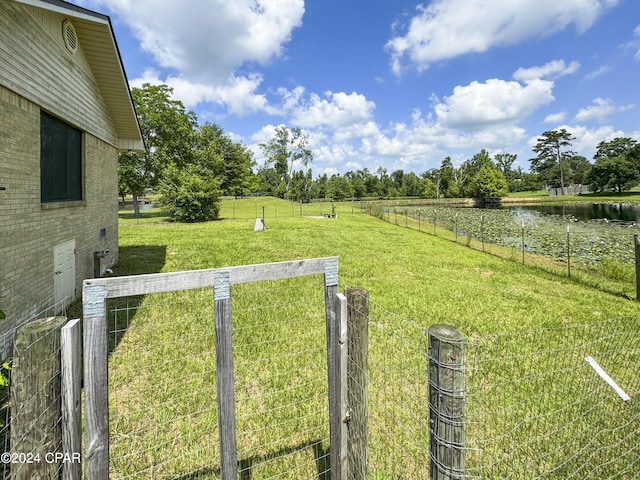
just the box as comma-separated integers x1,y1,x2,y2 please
0,0,143,334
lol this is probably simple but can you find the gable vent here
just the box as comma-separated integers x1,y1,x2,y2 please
62,20,78,54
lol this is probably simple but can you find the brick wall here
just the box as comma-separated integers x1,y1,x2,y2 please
0,84,119,335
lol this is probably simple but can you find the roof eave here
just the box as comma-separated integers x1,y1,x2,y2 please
13,0,145,150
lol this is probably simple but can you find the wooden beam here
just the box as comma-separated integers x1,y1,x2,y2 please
61,318,82,480
83,283,109,479
346,287,369,480
84,257,338,298
214,271,238,480
324,258,341,479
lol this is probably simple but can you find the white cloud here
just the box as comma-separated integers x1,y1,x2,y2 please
513,60,580,83
544,112,567,123
288,91,376,131
433,78,554,128
100,0,305,116
574,98,635,122
131,69,274,116
387,0,618,74
88,0,304,83
531,124,628,159
584,65,612,80
633,25,640,60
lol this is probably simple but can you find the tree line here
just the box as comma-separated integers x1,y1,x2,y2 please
118,84,640,222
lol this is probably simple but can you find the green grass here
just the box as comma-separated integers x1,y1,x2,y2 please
119,199,640,327
109,198,640,478
505,188,640,203
505,189,549,198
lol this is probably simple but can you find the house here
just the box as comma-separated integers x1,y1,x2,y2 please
0,0,143,335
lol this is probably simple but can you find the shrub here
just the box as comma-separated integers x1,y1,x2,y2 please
157,164,222,222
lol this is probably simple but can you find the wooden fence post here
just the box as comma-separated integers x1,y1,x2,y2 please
346,288,369,480
11,316,67,479
336,293,348,479
428,324,465,480
83,282,109,479
324,258,343,480
214,271,238,480
61,318,82,480
634,235,640,301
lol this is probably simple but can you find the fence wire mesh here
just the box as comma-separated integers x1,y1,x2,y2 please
359,300,640,479
465,316,640,479
0,299,67,480
367,202,639,298
108,289,219,479
364,300,430,479
233,276,329,479
106,274,330,479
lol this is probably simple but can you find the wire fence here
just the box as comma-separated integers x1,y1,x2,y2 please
365,299,431,479
107,289,220,478
359,296,640,479
217,197,362,221
5,271,639,479
367,203,639,298
233,277,329,478
0,299,69,479
465,317,640,479
101,262,333,479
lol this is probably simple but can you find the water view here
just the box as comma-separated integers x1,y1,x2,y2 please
505,203,640,224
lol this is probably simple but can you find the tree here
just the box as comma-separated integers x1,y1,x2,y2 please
467,166,508,199
494,153,517,177
587,138,640,193
531,129,575,195
316,173,329,199
567,155,591,185
260,125,312,199
402,172,423,197
421,176,437,198
256,166,280,196
351,177,366,200
290,169,314,202
390,169,404,192
119,83,197,216
157,163,221,222
363,174,380,197
438,157,454,198
594,137,638,159
509,167,542,192
327,174,352,201
588,156,637,192
194,123,255,196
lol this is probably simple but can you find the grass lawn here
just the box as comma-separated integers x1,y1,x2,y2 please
505,188,640,203
108,197,640,478
118,197,640,331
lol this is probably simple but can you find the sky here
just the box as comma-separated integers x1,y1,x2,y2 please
72,0,640,177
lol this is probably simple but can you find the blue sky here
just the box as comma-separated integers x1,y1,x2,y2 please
73,0,640,176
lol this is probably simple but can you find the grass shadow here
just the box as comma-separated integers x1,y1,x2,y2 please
103,245,167,355
166,439,330,480
117,209,168,221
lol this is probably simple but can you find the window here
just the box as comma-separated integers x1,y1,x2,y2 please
40,111,82,203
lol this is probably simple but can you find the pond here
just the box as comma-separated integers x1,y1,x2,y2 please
391,201,640,270
119,202,156,211
505,203,640,224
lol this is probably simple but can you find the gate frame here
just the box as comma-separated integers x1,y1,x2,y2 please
82,257,345,479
